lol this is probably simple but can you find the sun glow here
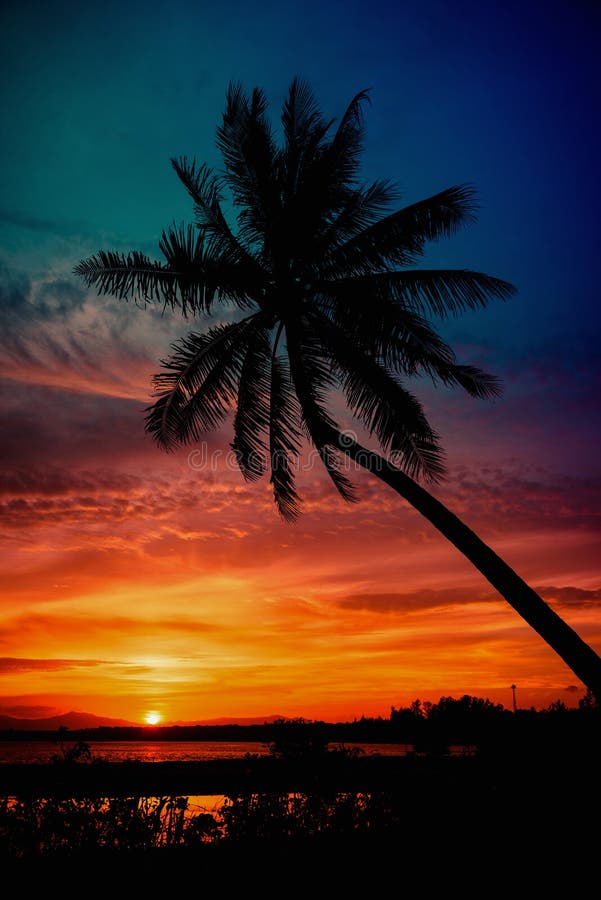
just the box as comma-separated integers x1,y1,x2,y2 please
144,711,161,725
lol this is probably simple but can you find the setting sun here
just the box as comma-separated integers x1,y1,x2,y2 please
144,712,161,726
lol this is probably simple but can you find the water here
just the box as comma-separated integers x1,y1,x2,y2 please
0,740,414,764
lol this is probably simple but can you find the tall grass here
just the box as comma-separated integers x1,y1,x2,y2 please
0,792,404,858
0,795,221,857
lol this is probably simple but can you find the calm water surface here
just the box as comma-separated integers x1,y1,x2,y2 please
0,740,414,764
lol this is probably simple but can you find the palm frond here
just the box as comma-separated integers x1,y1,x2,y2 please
74,241,211,314
158,221,211,275
326,88,371,187
435,364,503,399
281,77,331,155
315,444,358,503
313,180,397,263
286,318,357,503
384,315,503,398
231,326,272,481
326,184,480,274
315,278,452,364
171,156,262,268
159,222,264,312
145,315,260,449
343,365,445,482
392,183,479,240
317,267,515,319
282,91,374,264
74,223,264,315
378,268,516,317
314,288,502,400
269,353,302,521
171,156,222,217
280,77,334,225
362,305,456,376
216,83,279,250
310,310,446,482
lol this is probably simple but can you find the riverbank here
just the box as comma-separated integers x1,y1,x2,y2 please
1,730,598,795
1,752,479,797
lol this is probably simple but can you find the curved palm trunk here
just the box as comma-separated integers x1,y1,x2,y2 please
339,434,601,700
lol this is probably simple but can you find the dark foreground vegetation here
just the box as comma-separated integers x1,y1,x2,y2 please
1,696,598,875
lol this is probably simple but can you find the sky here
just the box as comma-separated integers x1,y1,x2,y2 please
1,0,600,724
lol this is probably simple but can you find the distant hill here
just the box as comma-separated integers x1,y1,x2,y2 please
0,712,289,731
169,715,289,726
0,711,135,731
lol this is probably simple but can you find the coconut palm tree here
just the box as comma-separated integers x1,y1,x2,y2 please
75,79,601,698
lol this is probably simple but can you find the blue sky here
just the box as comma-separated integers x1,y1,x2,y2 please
2,0,600,346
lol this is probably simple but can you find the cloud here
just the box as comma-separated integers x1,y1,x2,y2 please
430,463,601,534
0,657,107,674
0,257,187,400
0,704,58,717
335,584,601,614
0,455,263,535
0,466,142,499
418,328,601,478
336,588,495,613
538,586,601,608
0,488,170,530
0,381,151,468
1,268,87,325
0,461,172,530
0,615,219,645
0,208,101,241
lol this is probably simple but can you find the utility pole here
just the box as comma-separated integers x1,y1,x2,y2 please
510,684,517,713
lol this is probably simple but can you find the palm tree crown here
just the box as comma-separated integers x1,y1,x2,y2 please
76,78,601,697
75,78,514,520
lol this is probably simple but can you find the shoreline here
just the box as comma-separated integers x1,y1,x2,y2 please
0,746,595,798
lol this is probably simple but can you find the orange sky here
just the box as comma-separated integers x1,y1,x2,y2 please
1,289,600,723
2,2,600,725
3,0,601,736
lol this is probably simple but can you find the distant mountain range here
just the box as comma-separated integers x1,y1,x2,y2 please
0,711,289,731
169,715,288,727
0,711,136,731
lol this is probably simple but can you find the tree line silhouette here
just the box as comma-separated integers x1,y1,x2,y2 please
1,692,596,755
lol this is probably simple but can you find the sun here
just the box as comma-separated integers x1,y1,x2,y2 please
144,711,161,726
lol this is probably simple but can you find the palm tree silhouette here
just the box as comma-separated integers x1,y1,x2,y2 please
75,79,600,698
